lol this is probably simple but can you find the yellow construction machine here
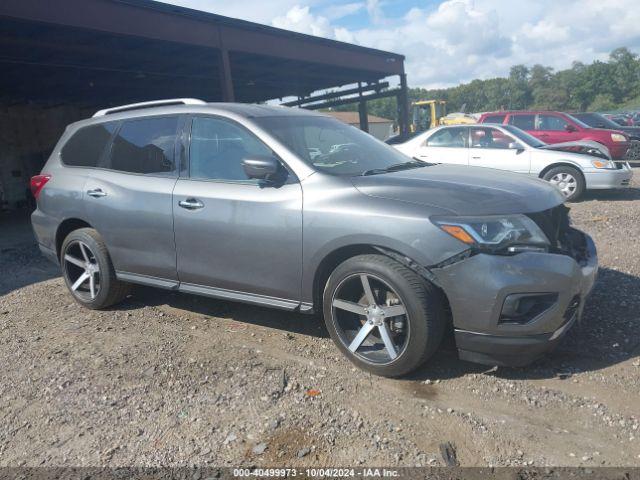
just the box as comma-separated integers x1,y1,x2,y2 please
410,100,476,133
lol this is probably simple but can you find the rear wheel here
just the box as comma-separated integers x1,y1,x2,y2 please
323,254,445,377
60,228,130,309
543,166,585,201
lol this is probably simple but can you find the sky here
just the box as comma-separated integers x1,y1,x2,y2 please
157,0,640,89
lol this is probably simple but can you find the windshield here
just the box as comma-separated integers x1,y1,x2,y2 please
254,115,413,176
501,124,547,147
574,113,621,129
413,106,431,131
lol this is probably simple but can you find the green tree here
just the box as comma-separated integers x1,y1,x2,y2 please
588,93,617,111
507,65,531,109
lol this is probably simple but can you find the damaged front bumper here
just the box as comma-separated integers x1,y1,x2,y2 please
584,162,633,190
432,230,598,367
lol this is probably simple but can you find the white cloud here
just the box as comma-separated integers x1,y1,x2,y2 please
155,0,316,24
322,2,364,21
365,0,384,24
334,27,355,44
351,0,514,87
519,20,570,48
272,5,358,41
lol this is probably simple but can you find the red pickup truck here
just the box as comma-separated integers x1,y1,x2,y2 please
478,111,630,160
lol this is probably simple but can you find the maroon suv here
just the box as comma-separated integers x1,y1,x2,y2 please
478,111,630,160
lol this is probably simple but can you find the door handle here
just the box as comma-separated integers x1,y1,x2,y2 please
87,188,107,198
471,156,481,160
178,198,204,210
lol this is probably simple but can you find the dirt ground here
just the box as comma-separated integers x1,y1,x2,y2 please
1,178,639,468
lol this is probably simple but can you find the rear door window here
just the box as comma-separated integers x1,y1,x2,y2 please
536,114,569,131
470,127,512,149
106,116,179,175
425,127,468,148
61,123,117,167
482,114,506,124
509,114,535,130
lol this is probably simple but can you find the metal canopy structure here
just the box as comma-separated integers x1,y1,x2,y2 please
0,0,409,133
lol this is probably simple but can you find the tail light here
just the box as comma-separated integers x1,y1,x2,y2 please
30,174,51,200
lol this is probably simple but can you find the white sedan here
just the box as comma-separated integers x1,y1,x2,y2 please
393,124,633,201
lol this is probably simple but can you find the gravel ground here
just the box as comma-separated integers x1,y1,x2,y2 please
1,178,639,468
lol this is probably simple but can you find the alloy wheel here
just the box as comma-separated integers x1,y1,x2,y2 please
63,241,101,301
331,273,410,364
549,172,577,197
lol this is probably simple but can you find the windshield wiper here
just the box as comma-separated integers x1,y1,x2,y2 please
361,168,387,176
362,160,426,176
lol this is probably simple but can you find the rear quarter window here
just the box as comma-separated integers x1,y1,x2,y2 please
482,114,506,124
509,114,535,130
60,123,117,167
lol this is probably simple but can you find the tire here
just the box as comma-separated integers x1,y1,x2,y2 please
60,228,130,309
542,166,585,202
322,254,445,377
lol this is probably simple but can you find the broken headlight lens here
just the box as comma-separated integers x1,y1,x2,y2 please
432,214,550,253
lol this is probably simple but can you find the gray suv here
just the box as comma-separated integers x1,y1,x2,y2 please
31,99,598,377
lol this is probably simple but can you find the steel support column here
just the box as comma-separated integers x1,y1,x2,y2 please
219,49,235,102
358,82,369,133
397,73,409,137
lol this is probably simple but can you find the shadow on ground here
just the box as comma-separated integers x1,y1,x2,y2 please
129,286,330,339
580,186,640,202
0,210,59,296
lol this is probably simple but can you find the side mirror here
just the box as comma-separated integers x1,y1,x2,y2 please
564,124,577,132
242,155,279,180
508,142,524,152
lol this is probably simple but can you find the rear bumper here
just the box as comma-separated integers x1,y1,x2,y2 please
31,208,58,253
433,231,598,367
584,163,633,189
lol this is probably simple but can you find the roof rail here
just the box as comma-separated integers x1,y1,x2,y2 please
93,98,207,117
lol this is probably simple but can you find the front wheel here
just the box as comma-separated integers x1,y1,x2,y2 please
322,254,445,377
543,166,585,201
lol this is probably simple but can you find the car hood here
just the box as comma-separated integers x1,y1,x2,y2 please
537,140,612,160
351,164,565,216
616,126,640,138
585,127,627,138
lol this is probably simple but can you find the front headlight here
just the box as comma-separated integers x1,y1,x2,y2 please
611,133,627,142
591,159,617,169
432,214,549,253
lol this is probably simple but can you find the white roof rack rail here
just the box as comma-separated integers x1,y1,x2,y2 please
93,98,206,117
